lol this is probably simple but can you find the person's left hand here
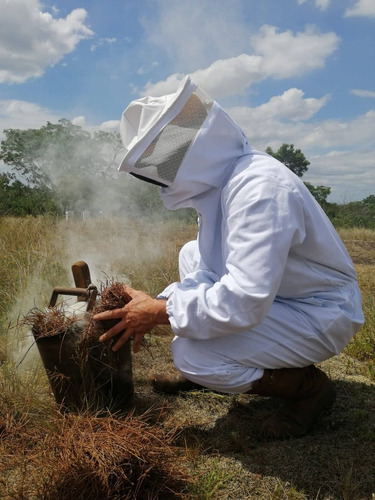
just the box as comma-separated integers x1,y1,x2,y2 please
93,285,169,353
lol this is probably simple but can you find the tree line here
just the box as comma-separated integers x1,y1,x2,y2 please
0,119,374,228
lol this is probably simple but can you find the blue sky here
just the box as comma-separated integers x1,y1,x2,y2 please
0,0,374,202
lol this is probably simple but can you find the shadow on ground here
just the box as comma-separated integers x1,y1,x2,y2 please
177,378,375,499
133,348,375,499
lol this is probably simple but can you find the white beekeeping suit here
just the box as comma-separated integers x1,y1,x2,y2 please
119,76,364,393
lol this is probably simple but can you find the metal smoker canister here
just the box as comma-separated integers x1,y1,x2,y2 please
32,261,134,413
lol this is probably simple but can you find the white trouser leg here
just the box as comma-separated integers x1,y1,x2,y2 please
172,241,356,394
171,299,336,393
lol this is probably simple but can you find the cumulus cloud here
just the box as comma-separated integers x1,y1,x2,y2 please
237,88,330,122
141,25,339,99
252,25,339,79
226,94,375,202
345,0,375,17
0,0,93,84
0,98,121,142
229,97,375,154
351,89,375,98
298,110,375,151
141,54,264,98
304,149,375,202
0,100,60,137
71,116,86,127
99,120,121,133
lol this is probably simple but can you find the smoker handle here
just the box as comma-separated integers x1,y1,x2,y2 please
49,286,98,310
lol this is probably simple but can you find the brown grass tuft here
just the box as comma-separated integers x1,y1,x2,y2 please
33,412,190,500
96,280,132,312
83,279,132,342
22,305,78,340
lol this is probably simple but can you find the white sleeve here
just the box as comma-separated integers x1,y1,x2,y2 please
164,175,306,339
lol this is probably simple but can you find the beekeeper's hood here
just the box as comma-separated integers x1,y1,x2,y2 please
119,76,250,210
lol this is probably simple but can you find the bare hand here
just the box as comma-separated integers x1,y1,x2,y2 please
93,285,169,353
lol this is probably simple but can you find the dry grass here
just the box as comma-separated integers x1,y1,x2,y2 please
84,279,132,341
338,227,375,265
1,218,375,499
22,305,77,339
1,410,191,500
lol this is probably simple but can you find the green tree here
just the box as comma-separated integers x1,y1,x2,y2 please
266,143,334,207
0,173,59,216
0,120,124,213
303,182,331,206
0,119,197,219
361,194,375,207
266,143,310,177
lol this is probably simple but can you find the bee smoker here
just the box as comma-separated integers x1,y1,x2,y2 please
32,261,134,413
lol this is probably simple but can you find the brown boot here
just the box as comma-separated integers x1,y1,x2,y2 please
249,365,336,439
148,372,203,394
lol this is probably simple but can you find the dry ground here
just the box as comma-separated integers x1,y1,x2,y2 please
130,332,375,499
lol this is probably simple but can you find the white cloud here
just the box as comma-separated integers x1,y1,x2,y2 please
70,118,120,134
141,25,339,99
240,88,330,122
316,0,331,9
351,89,375,98
229,97,375,153
182,54,264,98
99,120,121,133
345,0,375,17
252,25,339,79
299,110,375,150
0,99,121,149
304,150,375,202
90,37,117,52
0,100,60,136
0,0,93,83
225,96,375,201
297,0,331,10
223,91,375,202
71,116,86,127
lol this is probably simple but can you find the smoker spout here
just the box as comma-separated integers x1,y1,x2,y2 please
48,261,98,310
48,285,98,310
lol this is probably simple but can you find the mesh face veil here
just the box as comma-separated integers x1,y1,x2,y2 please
119,81,214,187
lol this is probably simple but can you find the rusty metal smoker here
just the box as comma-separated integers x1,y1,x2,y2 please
32,261,134,413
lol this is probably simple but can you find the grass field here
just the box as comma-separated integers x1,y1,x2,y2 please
0,216,374,499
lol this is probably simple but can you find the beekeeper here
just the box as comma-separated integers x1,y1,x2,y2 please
94,76,364,439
